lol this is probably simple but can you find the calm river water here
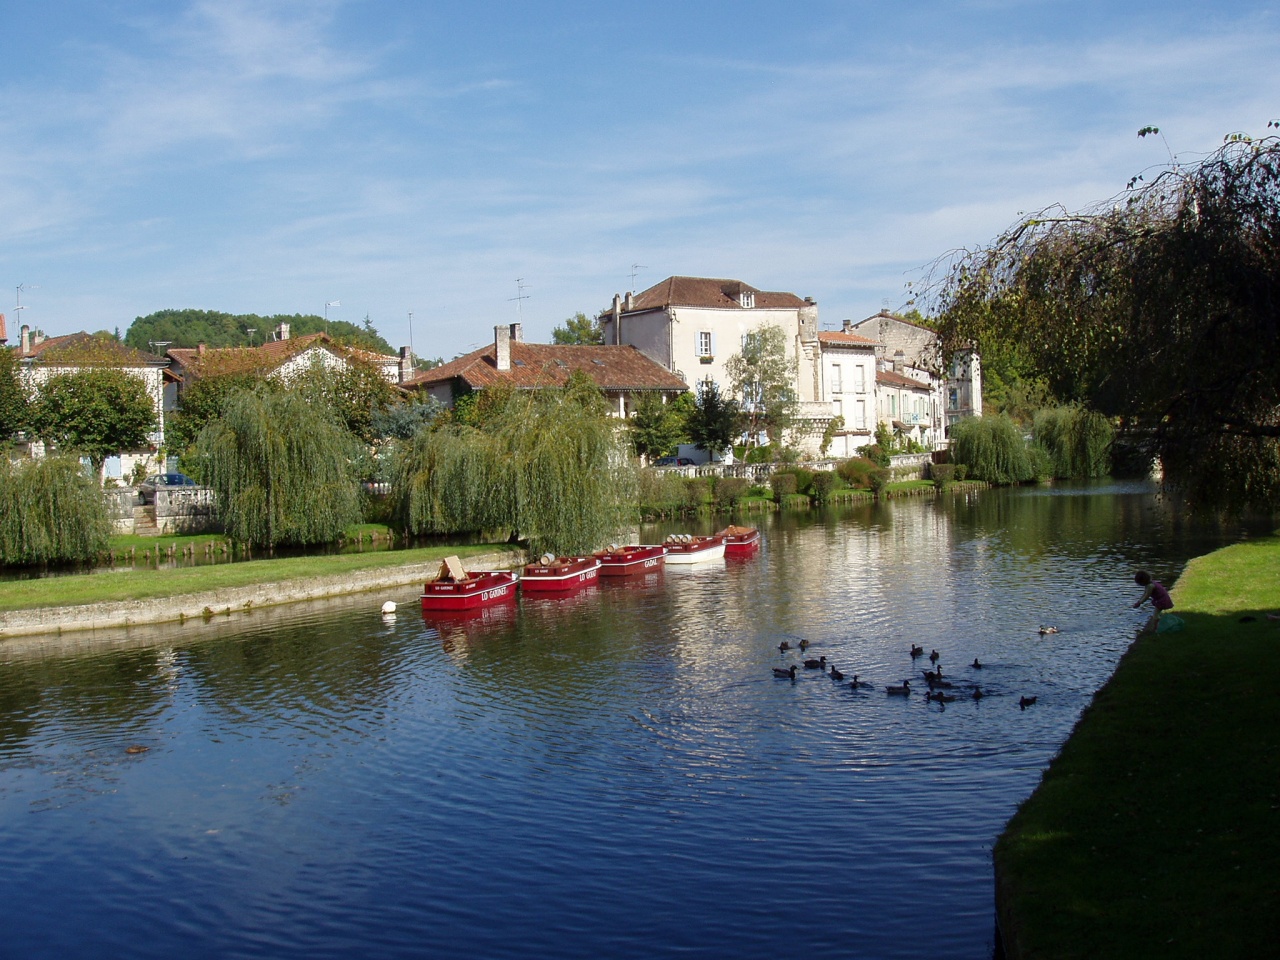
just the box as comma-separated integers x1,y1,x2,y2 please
0,482,1267,959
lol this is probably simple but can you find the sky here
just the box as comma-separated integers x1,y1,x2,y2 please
2,1,1278,360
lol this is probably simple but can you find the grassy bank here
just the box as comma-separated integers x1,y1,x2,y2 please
994,534,1280,959
0,542,516,613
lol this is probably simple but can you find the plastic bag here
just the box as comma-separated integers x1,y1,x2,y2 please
1156,614,1185,633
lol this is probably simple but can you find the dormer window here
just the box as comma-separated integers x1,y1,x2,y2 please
739,291,755,309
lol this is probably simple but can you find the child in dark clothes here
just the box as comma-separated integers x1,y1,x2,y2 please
1133,570,1174,630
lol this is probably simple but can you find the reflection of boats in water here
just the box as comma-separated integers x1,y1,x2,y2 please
519,555,601,593
599,570,664,592
717,525,760,557
662,533,727,564
519,584,600,618
422,602,520,651
420,556,519,611
592,544,667,576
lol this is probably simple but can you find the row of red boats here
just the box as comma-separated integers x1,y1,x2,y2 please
420,526,761,611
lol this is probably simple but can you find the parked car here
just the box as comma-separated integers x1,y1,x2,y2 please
139,473,198,504
653,456,695,467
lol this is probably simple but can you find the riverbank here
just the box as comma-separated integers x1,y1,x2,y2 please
994,534,1280,959
0,543,522,642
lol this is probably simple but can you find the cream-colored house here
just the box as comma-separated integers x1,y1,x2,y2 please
815,324,880,457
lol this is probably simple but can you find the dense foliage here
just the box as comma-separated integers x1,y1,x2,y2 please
391,375,635,556
31,368,157,473
950,414,1035,485
550,312,605,345
126,308,396,355
0,456,112,566
628,392,692,459
1033,406,1114,479
935,131,1280,509
687,381,739,455
725,324,798,445
194,389,362,547
0,348,29,441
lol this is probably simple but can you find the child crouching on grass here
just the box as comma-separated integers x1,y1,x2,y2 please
1133,570,1174,631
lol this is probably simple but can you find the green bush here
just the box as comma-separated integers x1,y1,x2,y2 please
837,456,880,487
746,484,770,499
1028,442,1054,481
868,468,890,497
1033,405,1114,479
0,456,112,566
775,467,814,495
684,477,713,510
713,476,749,509
636,467,688,516
809,471,838,503
769,472,797,498
931,463,956,488
955,463,969,481
745,445,776,464
861,443,891,467
950,414,1034,485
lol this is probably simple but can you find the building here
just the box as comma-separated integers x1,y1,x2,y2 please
11,325,171,479
815,322,880,457
403,323,689,416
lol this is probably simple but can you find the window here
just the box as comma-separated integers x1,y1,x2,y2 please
853,365,865,393
889,394,897,417
855,399,867,429
740,292,755,309
949,388,959,410
697,331,713,357
830,363,843,394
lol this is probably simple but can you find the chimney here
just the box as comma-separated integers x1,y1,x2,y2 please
611,294,623,345
21,324,30,355
842,318,853,333
197,341,207,356
624,291,635,310
277,322,290,341
509,322,522,343
399,346,413,383
893,349,905,373
0,312,6,344
494,324,511,371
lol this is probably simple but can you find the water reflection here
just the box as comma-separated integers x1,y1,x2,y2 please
0,481,1270,960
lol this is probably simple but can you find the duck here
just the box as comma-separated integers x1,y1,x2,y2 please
1038,626,1059,636
910,644,924,658
799,638,811,651
848,674,873,689
828,666,845,681
922,667,944,683
927,676,953,689
972,687,985,701
929,649,940,664
971,658,983,669
885,679,912,695
803,656,828,670
1019,695,1038,710
926,690,957,704
778,641,791,652
773,665,798,680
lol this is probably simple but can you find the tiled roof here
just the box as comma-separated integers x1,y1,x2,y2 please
817,331,879,347
855,310,934,333
877,369,933,391
404,343,688,393
168,333,366,377
18,333,164,366
619,276,809,313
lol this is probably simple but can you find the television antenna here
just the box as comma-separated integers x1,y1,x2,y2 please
508,278,529,322
149,340,172,356
407,311,415,359
629,263,647,291
245,328,256,346
325,300,340,329
15,283,38,322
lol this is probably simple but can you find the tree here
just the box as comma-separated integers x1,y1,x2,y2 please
194,388,362,547
0,348,29,442
31,369,157,475
724,324,799,446
125,308,396,355
687,381,739,455
551,311,605,345
934,129,1280,509
0,455,112,566
628,392,692,459
167,370,275,454
291,356,399,446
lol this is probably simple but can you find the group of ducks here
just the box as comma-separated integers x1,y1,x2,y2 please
773,639,1039,709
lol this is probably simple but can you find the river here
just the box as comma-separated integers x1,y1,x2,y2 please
0,481,1266,959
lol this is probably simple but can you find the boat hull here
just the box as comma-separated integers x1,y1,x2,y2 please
593,545,667,577
421,571,520,611
520,557,602,592
663,535,728,564
721,528,761,556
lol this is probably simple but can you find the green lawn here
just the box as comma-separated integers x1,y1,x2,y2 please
994,534,1280,959
0,542,518,613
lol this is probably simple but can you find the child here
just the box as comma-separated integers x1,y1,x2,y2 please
1133,570,1174,630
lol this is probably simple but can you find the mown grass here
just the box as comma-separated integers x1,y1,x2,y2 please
0,542,518,613
995,534,1280,959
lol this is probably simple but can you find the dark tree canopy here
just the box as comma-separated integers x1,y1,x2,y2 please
687,380,739,455
0,348,28,442
551,312,605,345
628,391,692,459
934,131,1280,509
125,308,396,355
31,368,157,473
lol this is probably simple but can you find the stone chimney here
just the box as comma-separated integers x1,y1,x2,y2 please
509,322,522,343
20,324,30,355
197,341,207,356
399,346,413,383
893,349,905,374
277,322,291,341
494,324,511,371
624,291,635,310
0,312,6,344
842,318,853,334
610,294,623,345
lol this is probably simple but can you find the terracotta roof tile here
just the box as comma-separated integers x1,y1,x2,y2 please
404,343,688,393
876,369,933,391
20,333,164,366
619,276,809,313
817,331,879,347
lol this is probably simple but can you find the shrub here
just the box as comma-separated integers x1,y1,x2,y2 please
868,468,889,497
861,443,891,467
776,467,814,495
837,456,880,487
769,472,797,499
636,467,687,516
955,464,969,481
931,463,956,488
1028,442,1054,481
746,484,770,499
0,456,112,566
950,414,1034,485
1033,405,1114,479
745,444,776,464
684,477,713,510
809,471,838,503
714,476,749,509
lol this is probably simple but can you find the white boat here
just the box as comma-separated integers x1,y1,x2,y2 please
661,533,727,564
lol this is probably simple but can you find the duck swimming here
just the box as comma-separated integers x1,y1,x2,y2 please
1019,695,1038,710
849,675,873,689
828,666,845,681
971,658,983,669
926,690,957,704
778,641,791,652
803,656,828,670
910,644,924,658
885,679,912,695
773,665,798,680
929,649,940,664
1038,626,1059,636
799,639,811,651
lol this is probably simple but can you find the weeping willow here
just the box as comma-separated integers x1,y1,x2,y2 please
195,388,362,547
392,378,636,556
1033,406,1114,479
0,456,112,566
950,414,1035,485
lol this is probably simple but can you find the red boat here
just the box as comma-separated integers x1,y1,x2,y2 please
592,543,667,576
662,533,727,564
520,554,602,592
421,556,519,611
717,525,761,556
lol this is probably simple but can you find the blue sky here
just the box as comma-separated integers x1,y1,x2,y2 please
3,1,1278,359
